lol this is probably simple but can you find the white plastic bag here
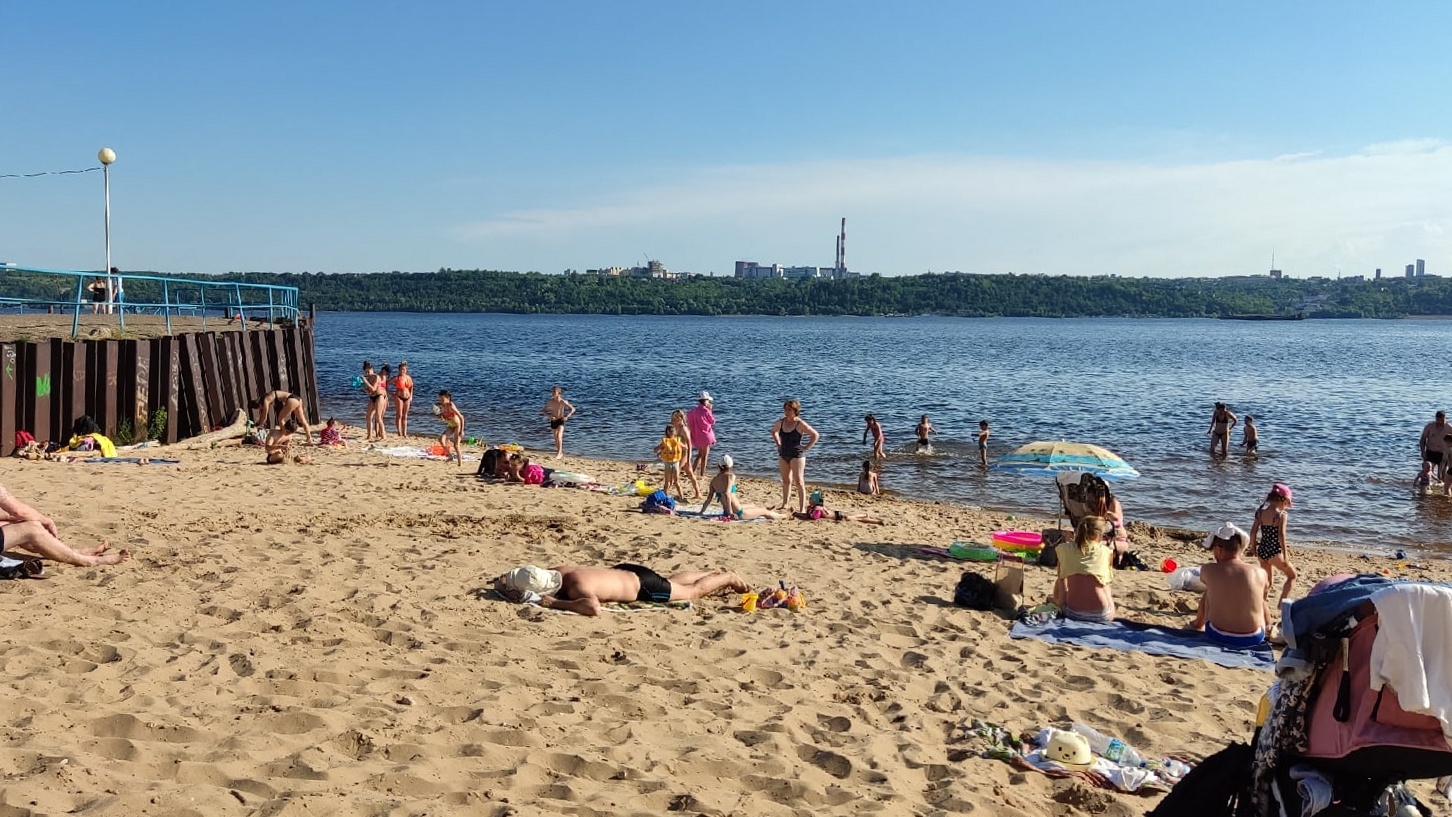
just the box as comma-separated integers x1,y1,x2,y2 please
1166,566,1205,593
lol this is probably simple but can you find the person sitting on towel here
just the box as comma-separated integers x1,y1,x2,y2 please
1192,522,1271,647
1052,516,1116,622
494,564,751,617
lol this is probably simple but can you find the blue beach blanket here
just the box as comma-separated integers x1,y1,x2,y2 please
1009,618,1275,670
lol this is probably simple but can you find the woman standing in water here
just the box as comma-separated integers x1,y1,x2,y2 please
541,386,577,459
771,398,819,513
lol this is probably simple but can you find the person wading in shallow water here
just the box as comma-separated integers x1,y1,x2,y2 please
541,386,576,459
1208,402,1237,457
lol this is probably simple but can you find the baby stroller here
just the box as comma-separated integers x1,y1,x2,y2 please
1154,575,1452,816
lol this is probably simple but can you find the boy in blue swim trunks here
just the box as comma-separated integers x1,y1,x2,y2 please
1192,523,1271,647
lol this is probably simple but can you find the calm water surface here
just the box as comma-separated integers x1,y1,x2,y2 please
314,313,1452,552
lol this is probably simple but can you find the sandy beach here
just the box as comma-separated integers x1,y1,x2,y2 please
1,439,1447,816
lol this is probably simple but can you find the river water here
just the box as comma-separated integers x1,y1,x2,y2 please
313,313,1452,553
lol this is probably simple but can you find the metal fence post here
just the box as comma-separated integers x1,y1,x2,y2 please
71,275,84,339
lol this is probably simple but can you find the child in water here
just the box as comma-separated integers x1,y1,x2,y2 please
857,460,880,496
654,424,685,497
1414,459,1433,494
977,420,991,467
1242,415,1259,455
862,414,886,460
435,390,465,467
914,415,936,453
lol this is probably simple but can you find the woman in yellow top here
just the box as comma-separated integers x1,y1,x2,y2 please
654,425,686,498
1053,516,1116,622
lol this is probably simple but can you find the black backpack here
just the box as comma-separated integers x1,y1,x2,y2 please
1146,741,1253,817
952,571,996,610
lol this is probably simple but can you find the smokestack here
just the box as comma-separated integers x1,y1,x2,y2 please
838,217,846,276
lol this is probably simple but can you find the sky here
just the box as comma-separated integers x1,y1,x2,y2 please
2,1,1451,279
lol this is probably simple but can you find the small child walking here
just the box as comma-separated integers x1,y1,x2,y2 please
1242,415,1259,455
1249,483,1297,606
914,414,936,452
436,390,465,467
655,424,686,497
977,420,991,467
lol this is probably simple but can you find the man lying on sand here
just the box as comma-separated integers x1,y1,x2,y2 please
1193,523,1271,647
0,483,129,566
494,564,749,616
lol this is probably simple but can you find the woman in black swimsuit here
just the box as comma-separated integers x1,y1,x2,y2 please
361,361,387,442
254,389,310,440
771,398,819,513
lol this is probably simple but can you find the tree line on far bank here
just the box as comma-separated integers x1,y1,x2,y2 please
3,267,1450,318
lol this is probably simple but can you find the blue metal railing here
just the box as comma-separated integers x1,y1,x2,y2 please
0,263,301,338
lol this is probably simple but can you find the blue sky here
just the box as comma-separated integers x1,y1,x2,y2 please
3,2,1450,278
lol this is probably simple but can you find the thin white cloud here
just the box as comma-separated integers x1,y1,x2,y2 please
453,143,1452,277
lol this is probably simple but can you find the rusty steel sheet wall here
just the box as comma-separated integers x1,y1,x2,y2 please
0,324,317,455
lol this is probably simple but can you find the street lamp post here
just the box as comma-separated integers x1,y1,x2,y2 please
98,147,116,315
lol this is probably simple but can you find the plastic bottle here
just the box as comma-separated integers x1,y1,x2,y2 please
1070,723,1145,767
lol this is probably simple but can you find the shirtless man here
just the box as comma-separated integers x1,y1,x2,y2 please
494,564,750,617
1192,522,1271,647
0,483,129,567
541,386,577,459
254,389,311,440
699,456,784,520
1420,411,1450,484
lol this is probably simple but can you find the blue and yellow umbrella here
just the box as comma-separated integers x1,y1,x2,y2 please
992,440,1140,481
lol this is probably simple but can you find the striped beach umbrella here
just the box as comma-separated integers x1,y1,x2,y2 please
992,440,1140,481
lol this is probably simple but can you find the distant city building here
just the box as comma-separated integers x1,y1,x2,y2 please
1417,259,1426,277
1407,264,1416,278
1375,268,1382,280
1343,275,1365,283
1269,269,1283,279
734,261,857,280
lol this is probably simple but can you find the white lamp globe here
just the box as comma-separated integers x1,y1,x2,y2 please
98,148,116,165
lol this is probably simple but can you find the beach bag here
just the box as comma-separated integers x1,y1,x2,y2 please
1301,608,1452,780
643,490,675,512
13,431,33,451
1036,542,1060,569
478,447,500,477
953,571,996,611
0,555,43,580
993,557,1025,611
1147,741,1253,817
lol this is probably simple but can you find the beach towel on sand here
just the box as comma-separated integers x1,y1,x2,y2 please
480,588,692,612
374,445,478,463
1010,618,1274,670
